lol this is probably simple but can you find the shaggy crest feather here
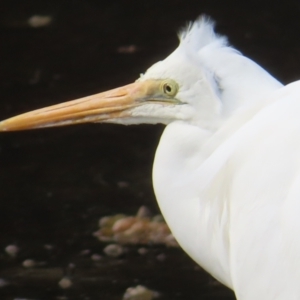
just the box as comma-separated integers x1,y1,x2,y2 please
178,16,228,52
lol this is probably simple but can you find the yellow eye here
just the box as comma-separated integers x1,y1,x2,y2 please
161,80,179,97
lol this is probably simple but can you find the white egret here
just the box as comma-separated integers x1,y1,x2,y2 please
2,16,299,299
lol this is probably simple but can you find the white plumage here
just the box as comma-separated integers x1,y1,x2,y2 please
1,16,300,299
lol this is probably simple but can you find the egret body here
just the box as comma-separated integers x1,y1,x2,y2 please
1,17,299,299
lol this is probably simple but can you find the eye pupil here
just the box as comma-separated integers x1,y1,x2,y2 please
165,84,172,94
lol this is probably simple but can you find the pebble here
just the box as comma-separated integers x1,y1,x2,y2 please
5,245,19,257
28,15,52,28
22,259,37,268
58,277,73,289
80,249,91,256
137,247,148,255
123,285,156,300
103,244,124,257
44,244,54,250
91,254,102,261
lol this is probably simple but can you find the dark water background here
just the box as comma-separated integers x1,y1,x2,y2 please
0,0,300,299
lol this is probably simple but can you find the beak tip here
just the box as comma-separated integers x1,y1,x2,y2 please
0,119,18,132
0,122,7,132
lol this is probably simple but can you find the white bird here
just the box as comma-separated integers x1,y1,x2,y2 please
2,16,300,299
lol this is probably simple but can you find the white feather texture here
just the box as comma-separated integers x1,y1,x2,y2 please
142,17,300,300
178,16,227,51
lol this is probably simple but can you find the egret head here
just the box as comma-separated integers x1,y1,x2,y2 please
0,17,244,132
136,19,226,128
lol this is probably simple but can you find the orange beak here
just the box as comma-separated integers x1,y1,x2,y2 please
0,79,178,131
